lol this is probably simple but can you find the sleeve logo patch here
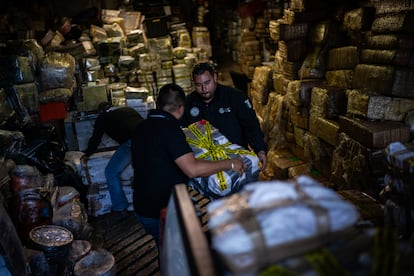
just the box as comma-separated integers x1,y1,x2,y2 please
190,106,200,117
244,99,252,109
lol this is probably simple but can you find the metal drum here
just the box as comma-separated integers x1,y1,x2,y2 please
10,165,42,193
66,240,92,272
74,248,116,276
15,188,52,243
29,225,74,275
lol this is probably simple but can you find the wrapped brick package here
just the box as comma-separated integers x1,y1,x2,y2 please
278,39,307,61
366,34,398,49
289,104,309,129
183,120,260,200
360,49,396,65
39,51,75,91
303,132,334,176
371,13,414,34
325,70,354,89
250,66,272,105
347,90,414,121
310,86,347,120
299,45,327,79
353,64,394,95
343,7,376,32
309,114,339,146
272,72,289,95
328,46,359,70
207,175,360,275
286,79,322,107
338,115,410,149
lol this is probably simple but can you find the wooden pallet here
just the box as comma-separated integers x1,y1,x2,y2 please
89,212,161,275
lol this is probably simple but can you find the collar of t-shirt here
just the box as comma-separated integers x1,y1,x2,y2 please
148,109,176,121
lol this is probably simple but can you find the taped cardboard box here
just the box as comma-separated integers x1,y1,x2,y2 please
87,182,133,217
64,112,118,152
78,150,132,185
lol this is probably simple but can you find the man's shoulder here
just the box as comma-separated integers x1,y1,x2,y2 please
218,84,246,100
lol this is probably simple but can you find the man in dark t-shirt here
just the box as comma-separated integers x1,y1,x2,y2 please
131,83,245,250
182,62,268,171
82,104,144,212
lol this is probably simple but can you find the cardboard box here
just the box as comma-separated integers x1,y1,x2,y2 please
64,112,118,151
87,182,134,217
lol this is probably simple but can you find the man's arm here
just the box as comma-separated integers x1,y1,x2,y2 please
175,152,245,178
83,114,106,157
234,92,268,170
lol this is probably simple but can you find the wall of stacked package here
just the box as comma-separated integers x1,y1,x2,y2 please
235,0,414,239
0,2,214,217
0,3,214,116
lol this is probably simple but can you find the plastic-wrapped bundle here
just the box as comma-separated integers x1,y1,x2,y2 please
286,79,322,107
39,88,72,104
371,13,414,34
343,7,376,32
250,66,272,104
39,52,76,91
299,45,327,80
360,49,396,65
328,46,359,70
147,36,173,61
366,34,398,49
52,197,87,239
207,175,360,275
183,120,260,200
374,0,414,15
353,64,394,95
0,55,35,86
325,70,354,89
278,40,307,61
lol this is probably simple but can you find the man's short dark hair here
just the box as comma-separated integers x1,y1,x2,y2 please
157,83,186,113
192,62,217,79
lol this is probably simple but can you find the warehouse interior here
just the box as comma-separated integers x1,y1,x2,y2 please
1,0,414,275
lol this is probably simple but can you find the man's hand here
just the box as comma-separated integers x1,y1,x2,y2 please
229,157,246,175
257,150,267,171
